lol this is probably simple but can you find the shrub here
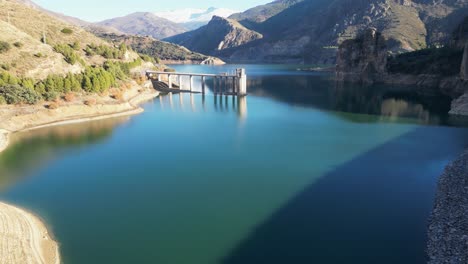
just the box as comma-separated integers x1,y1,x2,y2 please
47,102,59,109
64,92,76,102
70,41,80,50
109,88,123,101
1,64,10,71
0,84,42,104
61,28,74,34
54,44,80,65
44,90,59,101
0,41,11,54
0,95,6,105
86,44,127,59
84,98,96,106
13,42,23,48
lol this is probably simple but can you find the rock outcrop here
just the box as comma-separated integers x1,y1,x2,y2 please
336,28,387,84
462,42,468,81
165,16,263,55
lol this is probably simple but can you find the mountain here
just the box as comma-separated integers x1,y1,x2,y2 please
0,0,131,79
96,12,187,39
155,7,238,30
168,0,468,64
98,33,222,63
229,0,304,29
165,16,263,55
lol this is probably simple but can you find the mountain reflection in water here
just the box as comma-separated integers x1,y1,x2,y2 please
0,117,131,191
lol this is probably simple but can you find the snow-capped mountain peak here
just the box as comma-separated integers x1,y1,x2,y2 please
154,7,238,29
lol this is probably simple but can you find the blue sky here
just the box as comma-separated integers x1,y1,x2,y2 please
33,0,270,22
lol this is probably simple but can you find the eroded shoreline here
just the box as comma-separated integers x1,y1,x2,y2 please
0,202,60,264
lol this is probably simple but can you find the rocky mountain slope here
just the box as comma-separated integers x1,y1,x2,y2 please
228,0,304,30
96,12,187,39
170,0,468,64
165,16,263,55
155,7,238,30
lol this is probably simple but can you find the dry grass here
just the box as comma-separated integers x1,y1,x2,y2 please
84,98,97,106
109,88,124,101
63,92,75,102
46,102,59,109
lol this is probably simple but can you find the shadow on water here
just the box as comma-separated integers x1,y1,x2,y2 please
221,126,468,264
0,117,130,191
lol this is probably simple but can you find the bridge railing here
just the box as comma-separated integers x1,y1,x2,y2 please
145,68,247,96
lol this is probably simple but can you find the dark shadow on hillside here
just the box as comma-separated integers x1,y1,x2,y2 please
222,127,468,264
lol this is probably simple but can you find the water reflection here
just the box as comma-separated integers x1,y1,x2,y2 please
0,117,130,191
159,93,248,120
246,74,464,126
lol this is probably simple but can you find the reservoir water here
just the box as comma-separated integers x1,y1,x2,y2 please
1,65,468,264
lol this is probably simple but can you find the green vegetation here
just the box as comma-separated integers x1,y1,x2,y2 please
71,41,80,51
0,84,41,104
61,28,74,34
97,33,208,62
387,47,464,76
139,54,156,63
54,44,83,65
0,58,142,104
0,41,11,54
85,44,127,59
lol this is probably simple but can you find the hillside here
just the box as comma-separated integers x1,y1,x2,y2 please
0,0,132,79
96,12,187,39
155,7,238,30
98,33,212,62
165,16,263,55
228,0,304,29
0,0,155,106
172,0,468,64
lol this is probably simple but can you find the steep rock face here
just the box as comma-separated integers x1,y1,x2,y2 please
336,29,388,84
462,43,468,80
165,16,263,55
176,0,467,64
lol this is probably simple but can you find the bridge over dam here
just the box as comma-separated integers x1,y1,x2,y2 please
146,68,247,96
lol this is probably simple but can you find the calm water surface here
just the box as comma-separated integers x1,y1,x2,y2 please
1,65,468,264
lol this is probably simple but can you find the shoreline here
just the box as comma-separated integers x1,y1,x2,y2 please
0,83,159,154
0,202,60,264
0,83,159,263
427,150,468,263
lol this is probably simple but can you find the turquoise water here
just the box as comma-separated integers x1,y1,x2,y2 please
1,65,468,264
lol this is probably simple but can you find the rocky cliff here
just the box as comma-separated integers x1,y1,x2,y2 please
462,43,468,81
169,0,468,64
165,16,263,55
336,28,388,84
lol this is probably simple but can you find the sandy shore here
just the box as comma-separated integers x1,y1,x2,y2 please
0,202,60,264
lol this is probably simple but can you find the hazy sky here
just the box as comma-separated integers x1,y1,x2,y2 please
33,0,270,22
